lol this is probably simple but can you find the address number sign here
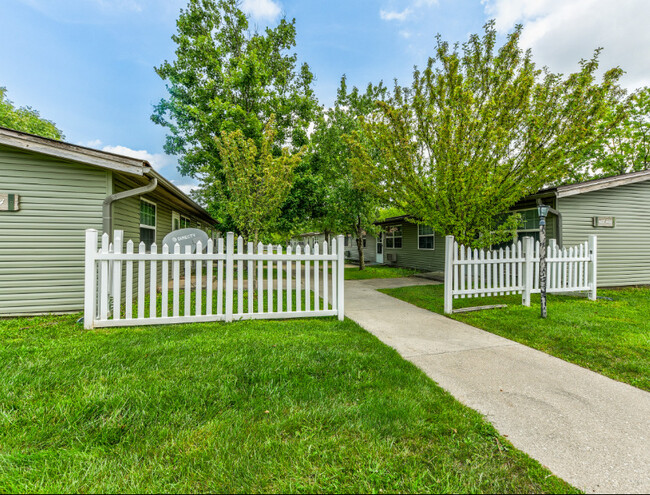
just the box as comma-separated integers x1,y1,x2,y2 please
0,193,20,212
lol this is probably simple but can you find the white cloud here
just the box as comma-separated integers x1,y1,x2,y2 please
171,182,200,196
483,0,650,91
101,145,174,171
241,0,281,21
380,8,413,21
80,139,103,148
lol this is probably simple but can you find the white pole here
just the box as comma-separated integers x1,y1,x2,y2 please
84,229,98,329
589,235,598,301
523,236,533,307
225,232,234,322
112,230,123,321
337,234,345,321
444,235,454,314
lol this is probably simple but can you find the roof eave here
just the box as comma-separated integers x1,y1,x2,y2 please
556,170,650,198
0,126,147,176
147,169,215,223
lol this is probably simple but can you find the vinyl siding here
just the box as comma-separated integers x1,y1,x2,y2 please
345,234,377,263
559,180,650,287
111,174,216,296
111,174,213,246
382,221,445,272
0,145,110,315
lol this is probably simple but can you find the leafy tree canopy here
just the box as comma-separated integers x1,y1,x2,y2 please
213,118,303,245
0,87,64,140
350,21,626,248
309,76,387,268
152,0,318,230
575,86,650,178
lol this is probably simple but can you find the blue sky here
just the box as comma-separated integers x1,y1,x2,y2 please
1,0,648,192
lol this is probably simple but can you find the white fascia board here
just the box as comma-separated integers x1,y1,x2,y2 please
0,130,146,175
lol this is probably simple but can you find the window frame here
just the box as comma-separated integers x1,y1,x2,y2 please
514,207,542,239
140,198,157,250
384,224,403,249
417,224,435,251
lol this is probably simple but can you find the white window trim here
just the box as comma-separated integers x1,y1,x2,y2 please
180,214,191,229
513,207,543,238
417,225,435,251
140,198,157,248
385,224,403,249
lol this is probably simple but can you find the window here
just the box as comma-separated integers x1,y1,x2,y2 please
140,199,156,250
172,212,191,230
515,208,541,243
362,236,367,248
385,225,402,249
418,225,435,250
344,235,350,247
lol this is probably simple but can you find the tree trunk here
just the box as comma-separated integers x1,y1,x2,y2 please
356,236,365,270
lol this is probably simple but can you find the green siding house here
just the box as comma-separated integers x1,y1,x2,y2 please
376,170,650,288
0,127,217,316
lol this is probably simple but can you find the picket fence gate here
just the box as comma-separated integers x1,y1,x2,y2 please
84,229,345,329
443,235,597,314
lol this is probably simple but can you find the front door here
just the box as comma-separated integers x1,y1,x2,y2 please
376,232,384,264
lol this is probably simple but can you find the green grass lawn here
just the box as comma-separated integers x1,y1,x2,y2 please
345,265,420,280
0,315,576,493
380,285,650,392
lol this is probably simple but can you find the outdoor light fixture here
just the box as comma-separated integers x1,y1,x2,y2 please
538,203,550,318
538,204,550,224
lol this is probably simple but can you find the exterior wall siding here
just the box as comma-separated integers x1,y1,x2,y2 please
382,221,445,272
0,146,110,315
345,234,377,264
559,180,650,287
112,174,213,247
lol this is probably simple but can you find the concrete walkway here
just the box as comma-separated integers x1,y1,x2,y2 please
345,278,650,494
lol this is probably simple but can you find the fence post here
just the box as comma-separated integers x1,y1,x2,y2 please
112,230,123,321
589,235,597,300
225,232,234,322
523,236,533,307
84,229,98,329
337,234,345,321
444,235,454,314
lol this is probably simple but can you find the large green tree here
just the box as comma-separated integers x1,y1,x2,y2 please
152,0,318,230
575,86,650,178
309,76,386,269
0,87,64,140
350,22,626,248
214,119,304,245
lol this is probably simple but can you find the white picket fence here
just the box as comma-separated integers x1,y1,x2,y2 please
443,235,597,314
84,229,345,329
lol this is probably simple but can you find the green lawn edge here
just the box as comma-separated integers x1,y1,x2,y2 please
379,284,650,392
0,314,578,493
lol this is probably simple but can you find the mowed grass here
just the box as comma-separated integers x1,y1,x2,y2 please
380,284,650,391
0,315,576,493
345,265,420,280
